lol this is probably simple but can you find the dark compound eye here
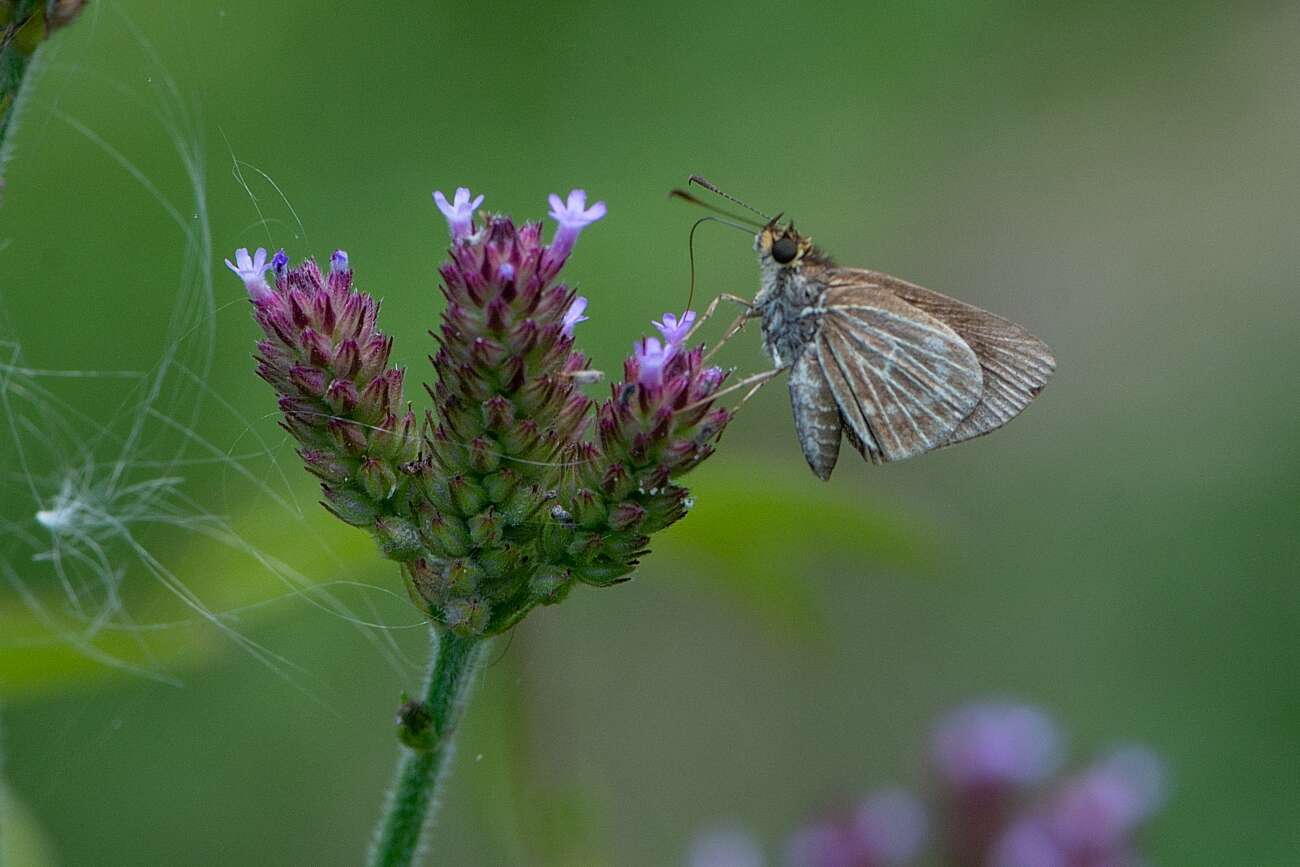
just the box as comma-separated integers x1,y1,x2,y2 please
771,236,798,264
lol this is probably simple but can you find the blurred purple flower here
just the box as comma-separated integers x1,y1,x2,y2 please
787,789,927,867
225,246,273,302
853,790,928,865
990,817,1068,867
562,295,589,337
787,822,859,867
990,747,1164,867
932,702,1064,791
687,826,765,867
1049,747,1165,852
433,186,484,240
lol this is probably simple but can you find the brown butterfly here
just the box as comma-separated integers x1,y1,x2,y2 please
677,177,1056,480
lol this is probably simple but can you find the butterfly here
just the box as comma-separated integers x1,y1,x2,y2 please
677,177,1056,480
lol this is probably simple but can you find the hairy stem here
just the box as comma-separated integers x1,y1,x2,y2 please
368,628,488,867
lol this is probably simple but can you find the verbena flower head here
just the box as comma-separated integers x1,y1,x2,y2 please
238,247,416,530
433,186,485,241
691,702,1165,867
233,186,730,636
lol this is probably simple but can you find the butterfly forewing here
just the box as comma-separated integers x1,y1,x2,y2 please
829,270,1057,446
787,351,843,479
814,284,983,463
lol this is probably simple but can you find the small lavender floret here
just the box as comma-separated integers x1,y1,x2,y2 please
331,249,349,273
433,186,484,240
653,310,696,350
271,248,289,279
542,188,606,275
225,246,272,302
633,336,669,388
561,295,589,337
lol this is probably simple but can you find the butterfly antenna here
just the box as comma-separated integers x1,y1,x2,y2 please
682,215,752,311
688,175,772,222
669,188,765,228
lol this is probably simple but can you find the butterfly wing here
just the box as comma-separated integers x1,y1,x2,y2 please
788,350,843,479
814,283,984,463
830,269,1056,445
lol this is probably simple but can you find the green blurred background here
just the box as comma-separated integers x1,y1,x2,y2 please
2,1,1298,864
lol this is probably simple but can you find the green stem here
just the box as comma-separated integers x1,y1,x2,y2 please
368,628,488,867
0,702,7,867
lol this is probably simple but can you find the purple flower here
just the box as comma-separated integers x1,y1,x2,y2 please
687,826,765,867
271,248,289,279
787,822,859,867
1048,747,1165,852
932,702,1063,791
990,817,1068,867
787,790,927,867
852,790,928,865
543,188,606,271
433,186,484,241
331,249,349,273
990,748,1163,867
225,247,273,303
653,310,696,351
633,336,669,389
562,295,589,337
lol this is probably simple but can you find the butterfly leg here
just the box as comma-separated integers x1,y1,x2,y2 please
681,365,787,414
688,293,755,338
687,294,759,362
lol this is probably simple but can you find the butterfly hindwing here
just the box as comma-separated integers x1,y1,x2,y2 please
814,284,984,463
829,269,1056,445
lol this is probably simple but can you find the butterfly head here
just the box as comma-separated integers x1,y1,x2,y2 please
756,219,816,269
